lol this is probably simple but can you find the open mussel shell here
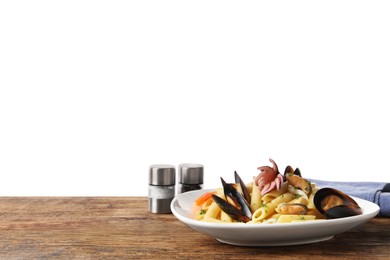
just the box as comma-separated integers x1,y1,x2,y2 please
283,166,302,182
220,177,252,220
314,188,363,219
294,168,302,177
285,174,312,195
212,175,252,223
211,194,251,223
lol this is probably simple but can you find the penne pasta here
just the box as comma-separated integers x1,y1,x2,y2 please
307,187,319,209
201,199,214,210
289,196,309,206
271,192,294,205
250,181,262,212
277,214,316,223
262,182,289,203
252,202,277,222
203,202,221,219
220,211,233,222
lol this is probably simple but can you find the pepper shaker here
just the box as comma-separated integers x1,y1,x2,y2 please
148,164,176,214
178,163,204,194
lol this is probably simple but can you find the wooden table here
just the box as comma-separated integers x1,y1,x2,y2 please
0,197,389,259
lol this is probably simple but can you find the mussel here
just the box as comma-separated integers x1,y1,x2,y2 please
276,203,309,215
234,171,251,204
314,188,363,219
284,165,302,178
211,172,252,223
285,172,312,195
283,165,311,195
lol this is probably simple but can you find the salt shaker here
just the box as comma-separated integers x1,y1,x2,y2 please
148,164,176,214
178,163,204,194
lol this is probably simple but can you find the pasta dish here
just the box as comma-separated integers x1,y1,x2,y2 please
192,159,362,224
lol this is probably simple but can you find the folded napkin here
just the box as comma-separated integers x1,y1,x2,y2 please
309,179,390,217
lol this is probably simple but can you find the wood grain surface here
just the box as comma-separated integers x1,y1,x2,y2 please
0,197,389,259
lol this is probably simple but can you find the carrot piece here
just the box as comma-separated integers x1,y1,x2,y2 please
194,191,215,206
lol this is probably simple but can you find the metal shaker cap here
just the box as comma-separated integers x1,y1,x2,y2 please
179,163,204,184
149,164,175,186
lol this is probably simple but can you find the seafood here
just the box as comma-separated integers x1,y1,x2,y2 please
285,173,312,195
211,172,252,223
234,171,251,204
212,195,251,223
314,188,363,219
198,159,363,224
254,158,284,195
276,203,309,215
284,165,302,178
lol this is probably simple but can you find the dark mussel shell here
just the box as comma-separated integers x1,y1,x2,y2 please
213,176,252,223
323,204,363,219
283,166,302,182
314,188,363,219
211,194,251,223
234,171,251,204
220,177,252,218
294,168,302,177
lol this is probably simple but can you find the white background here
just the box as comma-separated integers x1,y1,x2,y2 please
0,1,389,196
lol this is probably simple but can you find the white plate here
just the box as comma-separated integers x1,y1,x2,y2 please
170,189,380,246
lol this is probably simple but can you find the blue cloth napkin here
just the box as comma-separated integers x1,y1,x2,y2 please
309,179,390,217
